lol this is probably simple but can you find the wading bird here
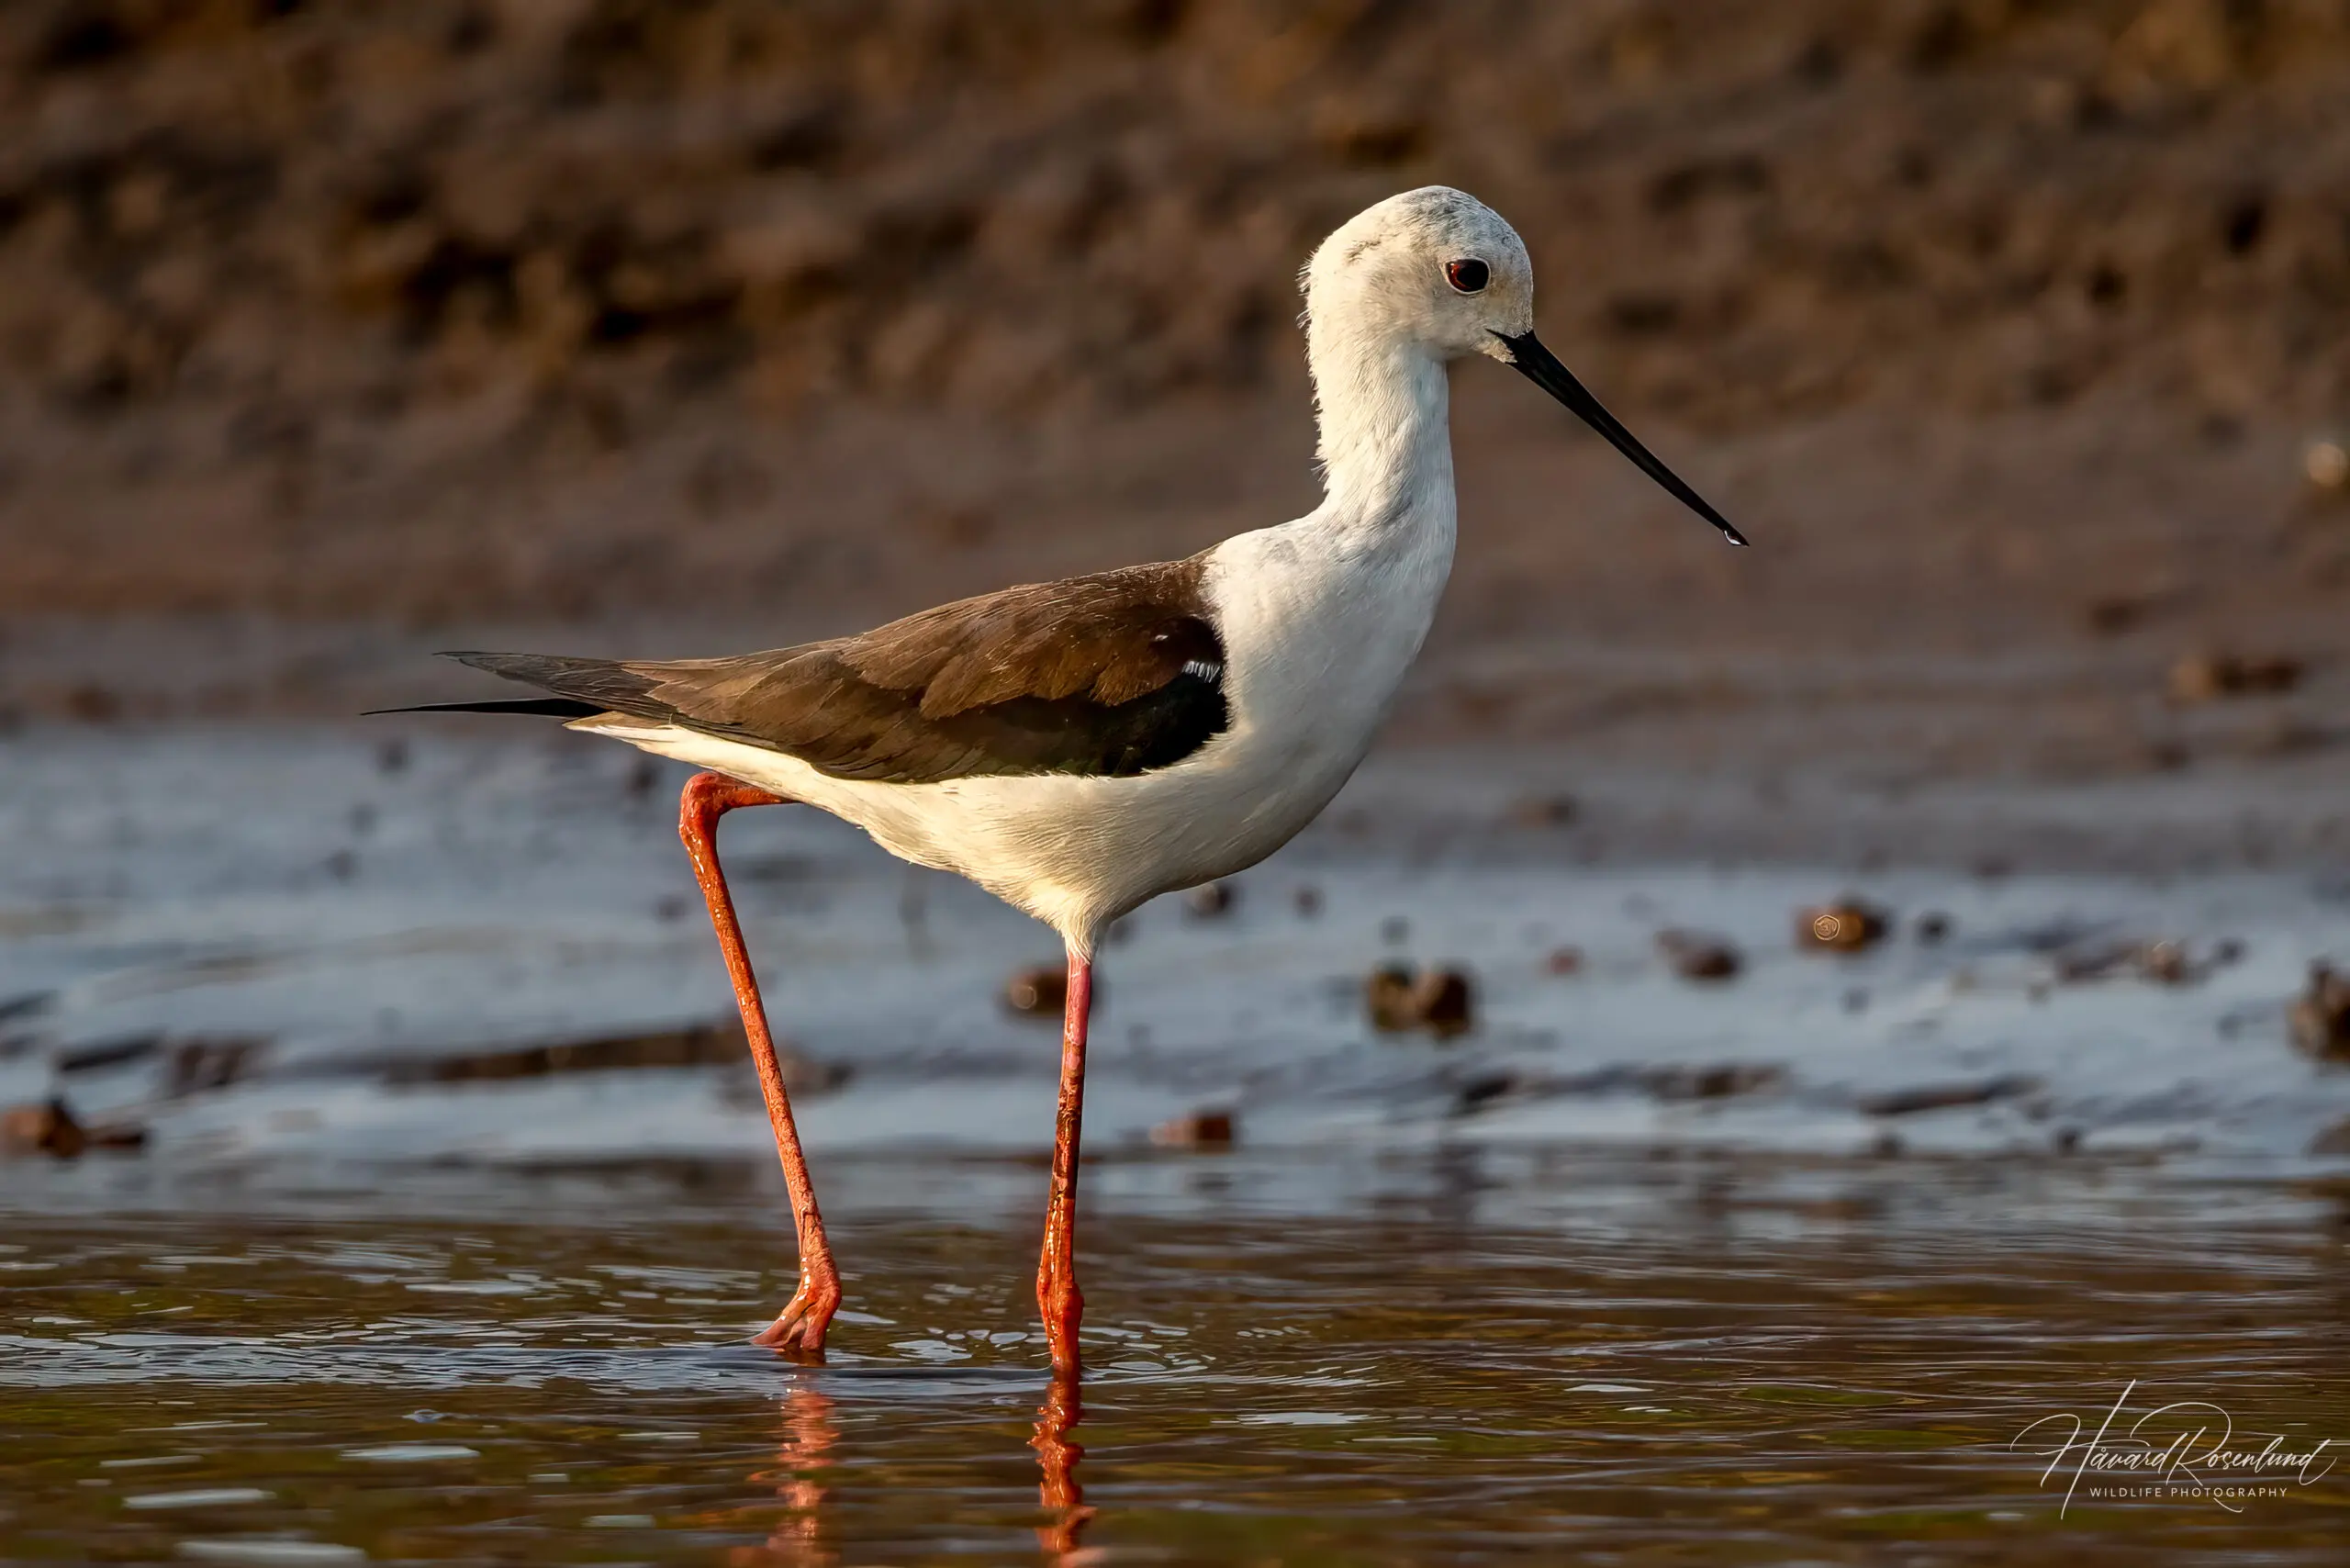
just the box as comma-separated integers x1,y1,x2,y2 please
381,187,1742,1372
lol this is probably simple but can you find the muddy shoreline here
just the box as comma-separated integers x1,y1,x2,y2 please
3,722,2347,1191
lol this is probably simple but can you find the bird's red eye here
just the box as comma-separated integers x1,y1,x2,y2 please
1445,258,1490,294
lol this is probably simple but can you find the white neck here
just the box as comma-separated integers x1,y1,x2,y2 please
1306,318,1457,543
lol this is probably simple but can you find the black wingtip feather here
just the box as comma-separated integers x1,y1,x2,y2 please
362,699,605,719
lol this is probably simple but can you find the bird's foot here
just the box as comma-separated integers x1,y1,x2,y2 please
751,1270,841,1361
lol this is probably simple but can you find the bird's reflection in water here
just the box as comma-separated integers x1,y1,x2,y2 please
725,1372,1091,1564
728,1385,838,1567
1031,1368,1095,1560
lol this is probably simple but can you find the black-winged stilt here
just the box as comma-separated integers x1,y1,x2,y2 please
378,186,1743,1373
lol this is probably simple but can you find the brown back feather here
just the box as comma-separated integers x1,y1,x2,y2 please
449,556,1226,783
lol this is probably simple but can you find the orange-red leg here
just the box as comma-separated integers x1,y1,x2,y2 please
679,771,841,1359
1036,946,1092,1373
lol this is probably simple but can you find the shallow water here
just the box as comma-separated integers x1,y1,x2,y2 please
5,1158,2349,1565
7,726,2350,1562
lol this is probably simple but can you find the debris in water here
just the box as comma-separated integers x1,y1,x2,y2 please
1507,794,1577,828
1860,1075,2039,1117
1543,946,1584,976
2288,963,2350,1060
375,737,410,774
1452,1061,1781,1114
2135,940,2192,985
2,1098,85,1159
1914,912,1953,945
1796,899,1891,953
1185,880,1236,919
1380,916,1410,946
53,1034,162,1075
1657,929,1741,981
1292,884,1323,916
390,1023,845,1092
1149,1108,1237,1148
1651,1062,1783,1100
1453,1071,1518,1114
1006,965,1069,1018
1366,964,1474,1038
167,1036,266,1096
2053,938,2211,986
0,1098,140,1158
2168,651,2302,703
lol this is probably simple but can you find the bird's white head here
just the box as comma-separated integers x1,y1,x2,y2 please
1301,185,1535,363
1302,186,1747,545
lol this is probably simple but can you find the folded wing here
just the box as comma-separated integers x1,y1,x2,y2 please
446,559,1230,784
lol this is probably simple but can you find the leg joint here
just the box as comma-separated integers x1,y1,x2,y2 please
679,770,791,847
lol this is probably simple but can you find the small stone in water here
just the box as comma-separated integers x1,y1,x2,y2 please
1004,966,1067,1017
1796,899,1890,953
2135,940,2192,985
2288,963,2350,1059
1185,880,1236,918
1,1098,85,1159
1656,930,1740,981
1365,965,1474,1038
2168,651,2302,704
1150,1108,1236,1148
1507,793,1576,828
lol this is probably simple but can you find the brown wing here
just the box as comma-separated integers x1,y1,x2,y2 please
444,559,1230,784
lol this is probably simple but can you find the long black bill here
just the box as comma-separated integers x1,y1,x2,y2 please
1495,330,1748,546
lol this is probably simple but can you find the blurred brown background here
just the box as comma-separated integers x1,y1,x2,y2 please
4,0,2348,781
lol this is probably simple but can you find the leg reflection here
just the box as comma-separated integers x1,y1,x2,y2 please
1031,1367,1095,1559
731,1384,837,1566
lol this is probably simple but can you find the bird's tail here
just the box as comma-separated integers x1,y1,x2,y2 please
364,651,666,722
